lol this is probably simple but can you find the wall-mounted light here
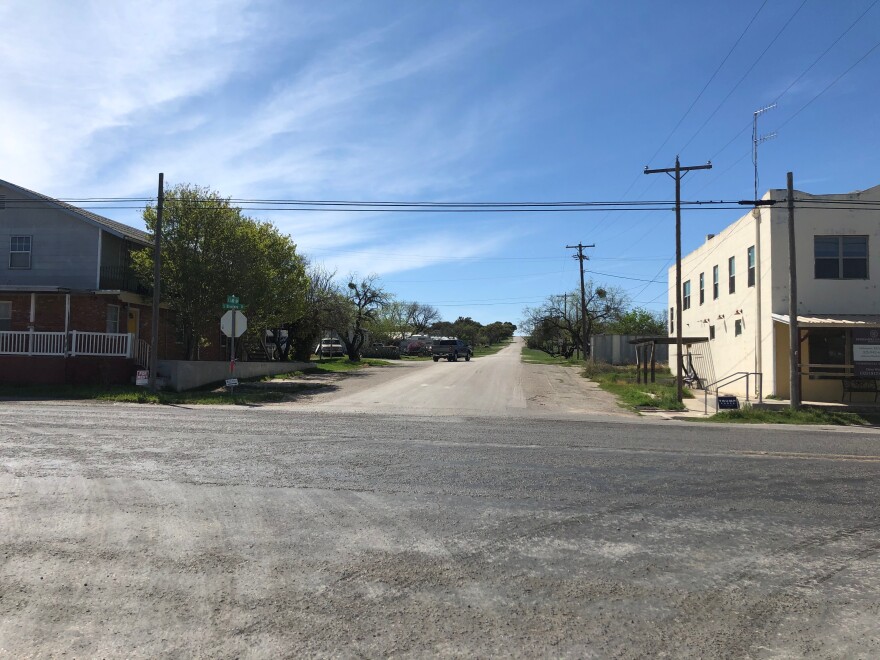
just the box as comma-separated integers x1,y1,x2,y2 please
717,314,725,319
734,309,743,315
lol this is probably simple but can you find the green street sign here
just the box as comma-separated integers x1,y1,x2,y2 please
226,295,239,304
222,302,244,310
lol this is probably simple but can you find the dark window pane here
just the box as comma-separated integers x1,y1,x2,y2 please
843,236,867,258
842,258,868,279
814,236,840,258
815,259,839,279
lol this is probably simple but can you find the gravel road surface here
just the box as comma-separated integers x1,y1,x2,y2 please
1,345,879,657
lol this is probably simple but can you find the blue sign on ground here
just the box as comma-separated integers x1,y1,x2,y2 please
717,395,740,410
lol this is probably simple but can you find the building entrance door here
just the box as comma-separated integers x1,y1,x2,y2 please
127,308,140,339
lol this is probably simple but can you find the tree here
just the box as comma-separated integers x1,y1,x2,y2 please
272,263,338,362
331,274,390,361
522,282,627,356
605,307,667,336
132,183,308,360
406,302,441,336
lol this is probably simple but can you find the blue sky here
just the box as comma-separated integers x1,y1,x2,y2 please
2,1,879,326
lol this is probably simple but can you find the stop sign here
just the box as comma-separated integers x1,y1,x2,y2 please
220,310,247,338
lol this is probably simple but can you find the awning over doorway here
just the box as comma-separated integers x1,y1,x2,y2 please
771,313,880,327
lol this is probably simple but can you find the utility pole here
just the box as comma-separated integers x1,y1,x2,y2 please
149,173,164,392
787,171,801,409
751,104,776,398
566,243,594,362
645,156,712,403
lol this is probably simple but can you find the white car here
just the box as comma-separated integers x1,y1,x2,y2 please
315,338,345,357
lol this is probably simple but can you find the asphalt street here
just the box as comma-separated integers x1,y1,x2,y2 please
1,347,879,657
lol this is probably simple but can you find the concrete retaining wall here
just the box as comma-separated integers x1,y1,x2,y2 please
158,360,311,392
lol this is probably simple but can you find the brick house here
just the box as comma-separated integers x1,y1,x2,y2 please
0,179,194,386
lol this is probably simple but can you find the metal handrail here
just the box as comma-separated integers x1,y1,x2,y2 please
704,371,763,415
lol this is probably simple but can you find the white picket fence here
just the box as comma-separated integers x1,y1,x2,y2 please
0,330,135,358
70,331,132,357
0,330,67,355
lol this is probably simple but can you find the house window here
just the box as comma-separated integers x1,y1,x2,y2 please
734,319,742,336
683,280,691,310
10,236,32,269
669,307,674,334
712,265,719,299
747,246,755,287
815,235,868,279
728,257,736,294
808,328,847,378
709,325,715,340
106,305,120,334
0,195,6,210
699,273,705,305
0,301,10,331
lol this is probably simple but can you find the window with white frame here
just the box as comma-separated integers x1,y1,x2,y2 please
669,307,674,334
734,319,742,336
814,235,868,279
106,304,120,333
699,272,705,305
683,280,691,310
10,236,32,269
0,301,10,331
712,265,719,299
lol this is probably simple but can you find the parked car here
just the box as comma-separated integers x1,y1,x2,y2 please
315,338,345,357
432,339,472,362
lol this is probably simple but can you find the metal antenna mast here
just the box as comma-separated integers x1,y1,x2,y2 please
752,104,777,204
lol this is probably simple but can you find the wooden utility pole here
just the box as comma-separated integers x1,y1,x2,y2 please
645,156,712,403
787,172,801,409
566,243,594,361
149,173,164,392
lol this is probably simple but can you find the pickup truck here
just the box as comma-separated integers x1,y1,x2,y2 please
432,339,472,362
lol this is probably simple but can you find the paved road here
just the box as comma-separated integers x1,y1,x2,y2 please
278,337,629,419
2,396,879,658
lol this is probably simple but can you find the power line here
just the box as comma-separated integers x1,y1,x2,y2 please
646,0,770,166
677,0,809,155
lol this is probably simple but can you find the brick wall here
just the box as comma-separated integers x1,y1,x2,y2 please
0,355,135,386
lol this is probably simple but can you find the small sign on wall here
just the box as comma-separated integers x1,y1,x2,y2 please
225,378,239,387
136,370,149,386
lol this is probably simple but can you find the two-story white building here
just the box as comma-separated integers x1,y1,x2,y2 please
670,182,880,402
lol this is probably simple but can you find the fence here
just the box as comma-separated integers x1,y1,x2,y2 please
70,331,132,356
590,334,669,365
0,330,134,358
0,330,67,355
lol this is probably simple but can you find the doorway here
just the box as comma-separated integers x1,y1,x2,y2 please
127,308,140,339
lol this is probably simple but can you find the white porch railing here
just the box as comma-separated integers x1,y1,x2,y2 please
135,338,151,368
70,331,133,357
0,330,67,355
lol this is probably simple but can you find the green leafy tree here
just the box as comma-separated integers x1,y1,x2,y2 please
605,308,667,336
132,183,307,359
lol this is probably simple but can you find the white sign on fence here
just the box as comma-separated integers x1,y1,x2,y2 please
136,370,149,386
225,378,239,387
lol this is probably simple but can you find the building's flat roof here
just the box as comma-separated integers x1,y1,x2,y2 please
771,313,880,327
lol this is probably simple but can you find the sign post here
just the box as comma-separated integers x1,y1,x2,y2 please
221,296,247,393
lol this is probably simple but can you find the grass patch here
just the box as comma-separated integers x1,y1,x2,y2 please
699,406,870,426
520,347,583,366
582,362,689,412
472,339,513,358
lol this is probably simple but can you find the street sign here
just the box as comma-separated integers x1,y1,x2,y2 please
220,310,247,338
222,294,244,310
